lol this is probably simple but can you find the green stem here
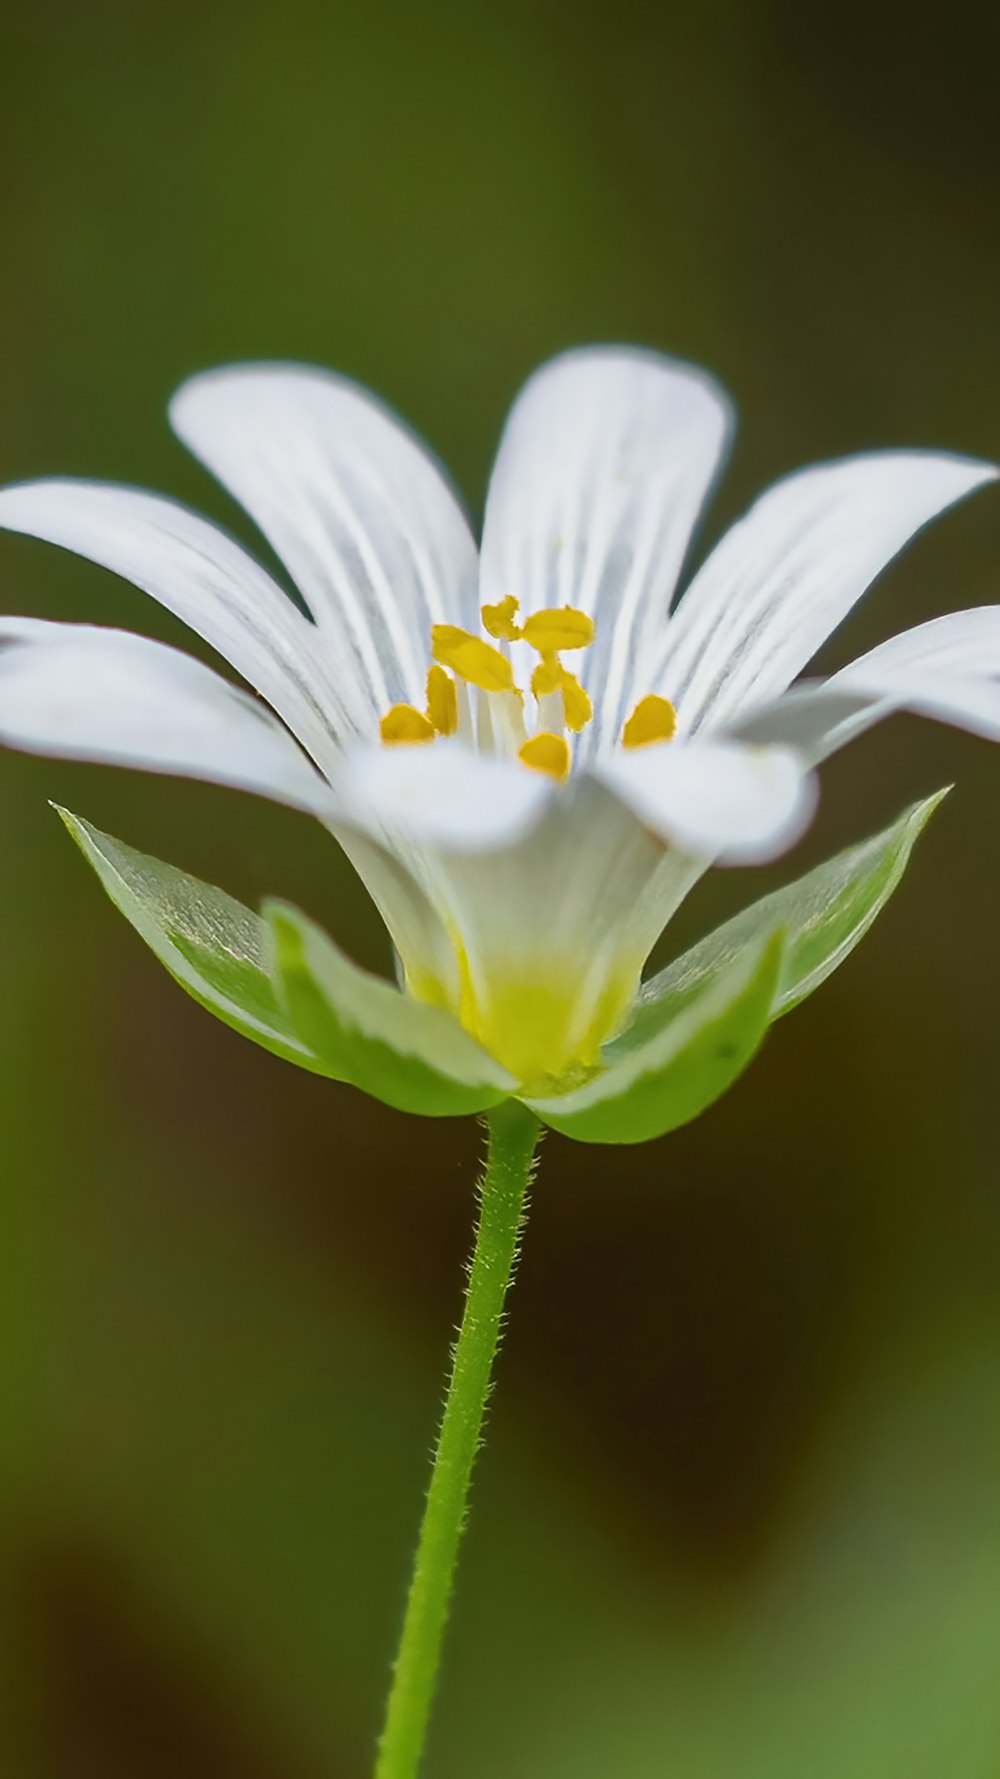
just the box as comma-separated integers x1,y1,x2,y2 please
375,1100,541,1779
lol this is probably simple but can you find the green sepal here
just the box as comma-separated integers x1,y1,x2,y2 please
616,788,948,1061
57,807,340,1077
266,901,516,1118
527,933,784,1145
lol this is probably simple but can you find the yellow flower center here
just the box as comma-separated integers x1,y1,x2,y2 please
378,601,677,777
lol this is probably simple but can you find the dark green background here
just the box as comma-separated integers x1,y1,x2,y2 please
3,3,1000,1773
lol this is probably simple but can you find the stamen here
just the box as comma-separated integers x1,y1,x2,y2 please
521,606,595,653
622,693,677,749
530,656,563,698
380,703,436,745
481,595,522,641
491,688,529,755
518,732,571,782
432,624,514,692
426,665,458,735
530,656,593,733
560,671,593,734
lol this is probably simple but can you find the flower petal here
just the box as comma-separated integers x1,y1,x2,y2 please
738,681,1000,761
478,347,732,758
735,607,1000,759
872,677,1000,741
596,738,816,864
829,606,1000,741
0,619,335,814
170,364,479,722
726,683,886,759
656,453,996,732
0,478,341,772
419,775,671,1087
835,604,1000,686
333,742,555,853
331,823,467,1012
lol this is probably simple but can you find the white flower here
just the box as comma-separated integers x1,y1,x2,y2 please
0,348,995,1090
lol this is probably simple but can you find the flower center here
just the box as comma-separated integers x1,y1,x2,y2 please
378,600,676,778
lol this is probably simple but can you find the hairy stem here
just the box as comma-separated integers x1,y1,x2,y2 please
374,1100,541,1779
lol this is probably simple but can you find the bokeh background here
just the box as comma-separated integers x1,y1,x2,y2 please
3,2,1000,1773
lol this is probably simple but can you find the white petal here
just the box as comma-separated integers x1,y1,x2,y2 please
479,347,732,758
170,364,479,722
334,742,555,853
726,684,882,759
656,453,997,732
0,619,334,814
833,604,1000,687
0,478,342,773
824,603,1000,749
430,774,665,972
335,760,717,1084
735,607,1000,759
737,678,1000,759
331,823,467,1011
893,677,1000,740
423,775,671,1082
597,739,817,864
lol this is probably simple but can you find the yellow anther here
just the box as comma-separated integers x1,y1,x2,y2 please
530,655,563,699
481,595,523,642
521,606,595,653
432,624,514,692
380,703,436,745
560,670,593,733
531,656,593,732
518,732,571,782
426,664,458,736
622,693,677,749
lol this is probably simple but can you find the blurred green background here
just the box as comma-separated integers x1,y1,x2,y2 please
3,2,1000,1773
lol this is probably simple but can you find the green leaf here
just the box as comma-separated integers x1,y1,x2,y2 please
614,788,948,1060
267,901,516,1118
527,934,784,1145
58,807,339,1078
